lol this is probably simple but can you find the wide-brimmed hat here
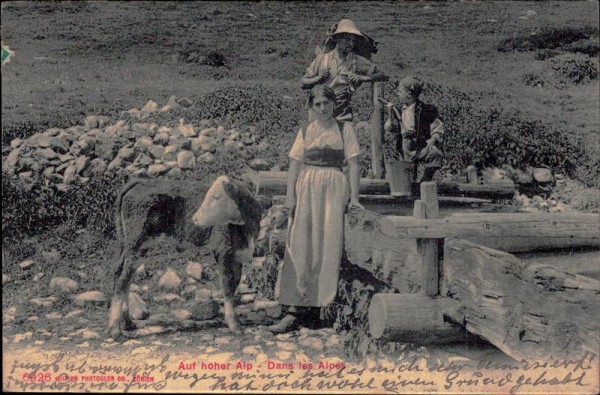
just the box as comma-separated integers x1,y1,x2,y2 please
331,19,365,38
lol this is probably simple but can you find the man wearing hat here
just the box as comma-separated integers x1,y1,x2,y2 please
385,76,444,182
301,19,388,121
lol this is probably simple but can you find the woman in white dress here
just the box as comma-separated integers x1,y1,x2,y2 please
268,86,364,333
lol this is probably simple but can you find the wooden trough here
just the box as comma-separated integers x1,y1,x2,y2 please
252,168,599,361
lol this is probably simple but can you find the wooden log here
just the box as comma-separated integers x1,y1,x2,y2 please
368,294,467,343
371,82,385,179
443,238,600,360
381,212,600,240
247,171,515,199
420,182,439,219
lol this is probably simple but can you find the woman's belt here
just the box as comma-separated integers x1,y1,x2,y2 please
304,148,345,169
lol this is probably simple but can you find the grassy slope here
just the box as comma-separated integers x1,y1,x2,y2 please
2,2,598,145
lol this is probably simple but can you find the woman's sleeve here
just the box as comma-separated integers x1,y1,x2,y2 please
343,124,360,160
288,128,305,162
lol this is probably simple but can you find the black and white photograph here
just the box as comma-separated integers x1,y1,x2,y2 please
2,1,599,393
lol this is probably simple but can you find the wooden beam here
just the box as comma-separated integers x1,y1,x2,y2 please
443,238,600,360
381,212,600,240
368,294,467,343
370,82,385,179
247,171,515,199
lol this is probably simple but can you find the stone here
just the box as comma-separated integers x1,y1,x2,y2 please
107,156,124,171
72,291,107,307
45,312,63,320
276,341,297,351
242,345,261,355
41,249,60,263
161,145,179,161
299,337,323,350
2,273,9,285
181,284,197,299
19,260,34,270
141,100,159,114
86,158,108,176
18,171,34,182
76,341,91,348
134,153,154,166
248,158,270,171
117,145,136,161
154,132,171,146
49,277,79,293
148,144,166,159
177,119,197,137
158,269,181,290
200,127,217,138
2,147,23,175
190,299,220,320
147,164,169,177
198,152,215,163
172,309,192,321
128,292,149,320
35,147,59,160
194,288,213,301
134,264,149,281
63,164,78,184
74,156,89,174
14,332,33,343
154,293,183,303
72,138,96,156
135,136,154,152
42,167,55,178
177,150,196,169
185,261,203,281
275,351,292,361
533,168,554,183
166,167,184,178
240,294,256,304
105,120,127,136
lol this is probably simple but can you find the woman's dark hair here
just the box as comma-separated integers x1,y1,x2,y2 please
308,85,337,107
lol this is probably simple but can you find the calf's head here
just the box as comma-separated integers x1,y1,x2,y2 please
193,175,247,227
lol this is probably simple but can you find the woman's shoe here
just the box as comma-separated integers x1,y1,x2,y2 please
266,314,300,333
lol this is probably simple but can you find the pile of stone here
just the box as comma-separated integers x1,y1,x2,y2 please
3,96,272,191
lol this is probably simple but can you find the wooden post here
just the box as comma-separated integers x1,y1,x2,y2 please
370,82,385,179
467,165,478,184
417,182,440,296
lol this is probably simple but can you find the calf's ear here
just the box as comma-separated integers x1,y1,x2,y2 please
223,181,238,199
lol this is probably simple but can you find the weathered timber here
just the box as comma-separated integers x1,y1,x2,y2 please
371,82,385,179
368,294,467,343
246,171,515,199
443,238,600,360
380,212,600,248
415,189,441,297
344,209,422,293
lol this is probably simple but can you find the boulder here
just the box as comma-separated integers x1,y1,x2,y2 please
107,156,124,171
30,296,57,307
2,147,22,175
19,260,35,270
141,100,159,115
49,277,79,294
198,152,215,163
84,158,107,176
42,167,55,178
117,145,136,161
148,145,166,159
128,292,149,320
158,268,181,290
105,120,127,136
35,148,59,161
147,164,168,177
161,145,179,161
2,273,10,285
177,119,197,137
74,156,89,174
194,288,213,301
134,153,154,166
189,299,219,320
177,150,196,169
63,164,78,184
200,127,217,138
72,291,107,307
185,262,203,281
166,167,184,179
249,158,270,171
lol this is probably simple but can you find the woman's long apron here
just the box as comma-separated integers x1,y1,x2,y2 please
278,135,350,307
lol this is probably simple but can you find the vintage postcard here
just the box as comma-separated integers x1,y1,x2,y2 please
2,1,599,393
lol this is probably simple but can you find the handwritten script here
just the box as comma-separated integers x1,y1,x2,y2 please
4,351,598,393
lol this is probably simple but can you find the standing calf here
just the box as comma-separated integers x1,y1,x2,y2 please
108,175,262,339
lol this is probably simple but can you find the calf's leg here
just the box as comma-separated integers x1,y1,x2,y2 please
108,253,136,339
217,256,243,332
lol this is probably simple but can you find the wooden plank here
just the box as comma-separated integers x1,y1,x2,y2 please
420,182,439,219
381,212,600,240
370,82,385,179
443,238,600,360
247,171,515,199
